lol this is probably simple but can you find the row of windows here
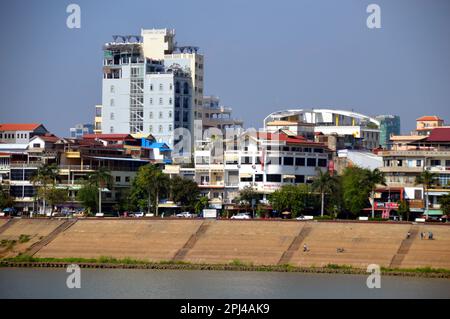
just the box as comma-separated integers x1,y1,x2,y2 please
239,174,311,184
0,133,29,139
149,125,173,133
238,157,327,167
109,97,191,108
115,176,131,183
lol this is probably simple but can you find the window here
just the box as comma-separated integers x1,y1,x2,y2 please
175,81,180,93
149,125,153,132
159,98,163,105
110,85,115,93
125,176,130,183
149,98,153,105
430,160,441,166
159,111,163,119
183,82,189,94
168,124,172,132
168,111,172,118
306,158,316,167
33,143,40,148
240,176,253,182
397,159,403,167
110,112,114,120
169,83,173,90
318,159,327,167
267,157,282,165
115,176,121,183
110,99,114,106
267,174,281,182
159,83,163,91
149,112,153,119
241,157,252,165
304,147,312,153
295,158,305,166
314,148,324,153
169,98,173,105
255,174,263,182
416,160,422,167
284,157,294,166
150,84,153,91
159,125,163,132
110,126,114,133
295,175,305,183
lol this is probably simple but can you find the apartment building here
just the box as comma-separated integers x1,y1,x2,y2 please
264,109,380,150
0,123,49,144
198,96,244,135
191,130,331,209
378,126,450,217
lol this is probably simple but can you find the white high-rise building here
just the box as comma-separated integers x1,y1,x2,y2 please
99,29,202,148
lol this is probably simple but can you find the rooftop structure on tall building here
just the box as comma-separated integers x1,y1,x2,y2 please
69,123,94,139
97,28,203,149
198,96,244,136
415,115,445,136
264,109,380,150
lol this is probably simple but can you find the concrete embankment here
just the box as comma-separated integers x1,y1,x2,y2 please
1,218,449,270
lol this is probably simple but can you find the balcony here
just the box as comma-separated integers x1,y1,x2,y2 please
379,166,424,173
65,151,81,159
379,150,450,157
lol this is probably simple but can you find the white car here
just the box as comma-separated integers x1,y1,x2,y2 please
176,212,194,218
132,212,144,218
231,213,251,220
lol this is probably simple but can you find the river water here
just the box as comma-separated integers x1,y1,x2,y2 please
0,268,449,299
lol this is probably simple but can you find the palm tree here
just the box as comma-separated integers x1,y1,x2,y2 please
312,169,336,217
415,170,437,218
366,168,386,219
31,163,59,215
134,165,169,216
87,167,112,215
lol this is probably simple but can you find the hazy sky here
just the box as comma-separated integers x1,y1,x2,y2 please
0,0,449,137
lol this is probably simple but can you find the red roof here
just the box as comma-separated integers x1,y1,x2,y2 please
83,134,135,141
0,123,43,132
254,131,325,146
416,116,443,121
36,134,60,143
425,127,450,142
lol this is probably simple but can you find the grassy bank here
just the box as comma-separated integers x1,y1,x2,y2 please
1,255,449,278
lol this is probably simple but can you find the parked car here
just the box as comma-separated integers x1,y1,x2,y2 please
176,212,195,218
131,212,144,218
230,212,251,220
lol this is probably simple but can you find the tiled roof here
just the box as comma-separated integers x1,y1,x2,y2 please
425,127,450,142
0,123,43,131
83,134,135,141
416,116,443,121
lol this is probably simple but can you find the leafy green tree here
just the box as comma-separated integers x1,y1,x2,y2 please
31,163,59,214
269,184,312,218
0,184,14,209
415,170,438,217
47,187,69,215
312,169,337,217
133,164,169,216
86,167,113,215
366,168,386,218
169,176,200,212
341,167,371,217
438,194,450,215
76,182,98,215
397,199,410,221
235,186,260,207
195,196,209,214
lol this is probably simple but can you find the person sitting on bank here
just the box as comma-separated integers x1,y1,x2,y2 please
303,244,309,252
